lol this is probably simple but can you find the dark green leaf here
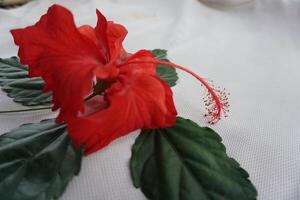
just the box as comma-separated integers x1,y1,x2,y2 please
152,49,178,87
131,117,257,200
0,57,52,106
0,119,82,200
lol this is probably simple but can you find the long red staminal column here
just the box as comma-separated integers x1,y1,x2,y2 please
119,60,229,124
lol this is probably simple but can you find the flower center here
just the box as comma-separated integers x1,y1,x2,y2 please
93,79,115,95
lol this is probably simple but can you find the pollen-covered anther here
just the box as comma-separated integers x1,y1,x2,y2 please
202,84,230,124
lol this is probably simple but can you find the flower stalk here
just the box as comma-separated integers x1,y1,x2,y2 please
0,106,52,114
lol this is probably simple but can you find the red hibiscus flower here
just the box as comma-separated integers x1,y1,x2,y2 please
11,4,228,155
11,5,177,154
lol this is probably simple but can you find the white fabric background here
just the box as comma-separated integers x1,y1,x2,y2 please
0,0,300,199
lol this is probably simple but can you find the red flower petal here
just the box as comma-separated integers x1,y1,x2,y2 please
77,11,128,78
78,10,129,78
106,21,128,66
67,74,177,155
78,25,98,46
78,9,128,64
94,10,110,62
120,50,157,75
10,5,123,122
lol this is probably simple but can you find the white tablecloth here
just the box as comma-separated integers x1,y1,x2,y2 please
1,0,300,199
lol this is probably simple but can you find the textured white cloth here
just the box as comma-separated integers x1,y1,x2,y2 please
0,0,300,199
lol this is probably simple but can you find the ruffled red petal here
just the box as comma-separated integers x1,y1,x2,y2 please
106,21,128,66
120,50,157,75
95,10,110,62
78,10,129,79
78,25,98,46
67,73,177,155
10,5,124,122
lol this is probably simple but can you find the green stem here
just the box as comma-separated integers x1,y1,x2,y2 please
0,92,99,114
0,106,52,114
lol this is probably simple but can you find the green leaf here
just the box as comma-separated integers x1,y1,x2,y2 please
131,117,257,200
0,119,82,200
152,49,178,87
0,57,52,106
